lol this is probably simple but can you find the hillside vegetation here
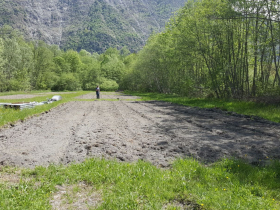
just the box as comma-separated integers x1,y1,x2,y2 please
0,0,186,53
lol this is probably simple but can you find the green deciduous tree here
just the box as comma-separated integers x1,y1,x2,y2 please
32,41,56,90
0,27,129,92
0,38,6,92
123,0,280,100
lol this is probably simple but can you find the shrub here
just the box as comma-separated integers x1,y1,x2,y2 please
100,78,119,91
51,73,81,91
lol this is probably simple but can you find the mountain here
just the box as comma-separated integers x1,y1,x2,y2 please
0,0,186,53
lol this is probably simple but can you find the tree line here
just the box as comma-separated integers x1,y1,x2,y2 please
1,0,280,100
0,25,131,92
123,0,280,99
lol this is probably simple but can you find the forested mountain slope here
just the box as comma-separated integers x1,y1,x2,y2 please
0,0,186,53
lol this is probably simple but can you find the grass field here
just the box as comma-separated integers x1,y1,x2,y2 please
0,91,280,209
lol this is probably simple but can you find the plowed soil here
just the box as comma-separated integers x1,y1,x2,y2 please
1,92,280,168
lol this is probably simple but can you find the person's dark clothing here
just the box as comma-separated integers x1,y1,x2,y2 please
96,87,100,99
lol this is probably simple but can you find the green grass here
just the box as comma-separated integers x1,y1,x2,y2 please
125,91,280,123
1,158,280,209
0,90,51,97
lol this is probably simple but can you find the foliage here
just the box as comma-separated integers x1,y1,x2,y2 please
124,0,280,99
51,73,81,91
0,37,6,91
0,27,130,92
100,78,119,91
61,0,144,53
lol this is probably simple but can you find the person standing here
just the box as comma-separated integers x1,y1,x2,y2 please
96,86,100,99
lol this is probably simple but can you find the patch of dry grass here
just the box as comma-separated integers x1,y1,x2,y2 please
50,182,102,210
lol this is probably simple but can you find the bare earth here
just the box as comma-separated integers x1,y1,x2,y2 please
0,92,280,168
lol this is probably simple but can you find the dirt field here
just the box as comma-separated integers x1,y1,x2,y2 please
0,92,280,168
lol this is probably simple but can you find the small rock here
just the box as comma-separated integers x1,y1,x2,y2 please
156,141,169,146
213,129,224,135
84,145,91,150
117,156,125,161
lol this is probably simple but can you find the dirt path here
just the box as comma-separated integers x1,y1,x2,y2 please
1,92,280,168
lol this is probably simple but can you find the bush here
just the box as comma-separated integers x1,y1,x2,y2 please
6,79,31,91
51,73,81,91
100,78,119,91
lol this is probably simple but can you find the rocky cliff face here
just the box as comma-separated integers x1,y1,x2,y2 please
0,0,186,52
